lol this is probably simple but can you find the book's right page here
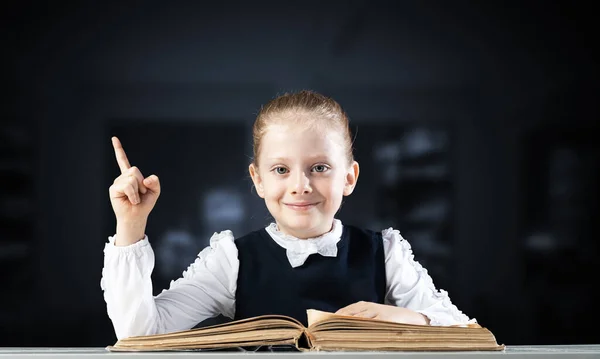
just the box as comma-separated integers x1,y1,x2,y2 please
307,309,340,326
305,309,505,352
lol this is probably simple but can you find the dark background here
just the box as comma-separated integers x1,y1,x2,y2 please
1,0,598,348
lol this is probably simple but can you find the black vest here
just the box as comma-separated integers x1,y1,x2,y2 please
234,225,386,326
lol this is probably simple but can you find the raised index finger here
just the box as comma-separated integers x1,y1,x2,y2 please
112,136,131,173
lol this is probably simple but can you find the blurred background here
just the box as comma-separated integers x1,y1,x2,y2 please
1,0,598,348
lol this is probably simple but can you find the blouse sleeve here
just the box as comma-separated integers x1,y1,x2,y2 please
100,230,239,339
381,228,476,326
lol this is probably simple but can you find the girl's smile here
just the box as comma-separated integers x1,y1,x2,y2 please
284,201,320,211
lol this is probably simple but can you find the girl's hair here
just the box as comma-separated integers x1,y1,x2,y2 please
252,90,354,166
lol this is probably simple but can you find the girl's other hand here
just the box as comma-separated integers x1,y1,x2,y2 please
335,301,430,325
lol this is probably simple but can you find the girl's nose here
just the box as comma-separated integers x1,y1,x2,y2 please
290,171,312,195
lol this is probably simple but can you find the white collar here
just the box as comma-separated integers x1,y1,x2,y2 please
264,219,343,268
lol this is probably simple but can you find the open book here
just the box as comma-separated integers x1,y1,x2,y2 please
107,309,505,352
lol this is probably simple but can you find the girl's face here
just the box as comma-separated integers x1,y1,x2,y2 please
249,122,359,239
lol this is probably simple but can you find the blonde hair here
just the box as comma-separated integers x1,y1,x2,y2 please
252,90,354,166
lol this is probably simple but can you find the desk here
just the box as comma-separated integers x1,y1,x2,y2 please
0,346,599,358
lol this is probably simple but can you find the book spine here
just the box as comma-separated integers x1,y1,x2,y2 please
302,328,316,350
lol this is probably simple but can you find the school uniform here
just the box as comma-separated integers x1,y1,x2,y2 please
101,219,475,340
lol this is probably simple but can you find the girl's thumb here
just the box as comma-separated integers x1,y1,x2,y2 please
143,175,161,193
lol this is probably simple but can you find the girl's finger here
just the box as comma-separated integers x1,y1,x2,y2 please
112,137,132,174
336,301,368,316
353,310,378,319
122,179,140,205
143,175,161,194
127,166,147,194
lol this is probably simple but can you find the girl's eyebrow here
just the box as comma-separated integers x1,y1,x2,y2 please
266,155,332,163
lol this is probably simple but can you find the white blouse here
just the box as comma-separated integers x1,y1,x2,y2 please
101,219,475,340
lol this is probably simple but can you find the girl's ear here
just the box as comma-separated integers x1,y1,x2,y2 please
343,161,360,196
249,163,265,198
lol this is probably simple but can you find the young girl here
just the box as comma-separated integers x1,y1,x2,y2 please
101,90,475,340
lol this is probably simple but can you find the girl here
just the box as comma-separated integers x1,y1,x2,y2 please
101,90,475,340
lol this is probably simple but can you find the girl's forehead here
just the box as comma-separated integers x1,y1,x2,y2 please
264,122,337,138
263,124,342,146
260,124,346,160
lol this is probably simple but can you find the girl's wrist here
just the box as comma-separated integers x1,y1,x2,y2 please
418,313,431,326
115,219,147,246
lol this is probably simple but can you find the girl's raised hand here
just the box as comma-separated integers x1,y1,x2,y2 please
108,136,161,245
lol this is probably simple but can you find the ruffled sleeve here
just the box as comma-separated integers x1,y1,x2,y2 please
381,228,476,326
101,231,239,339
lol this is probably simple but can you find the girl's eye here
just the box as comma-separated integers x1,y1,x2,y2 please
312,165,328,173
274,167,288,175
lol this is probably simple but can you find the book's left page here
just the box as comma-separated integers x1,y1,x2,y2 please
108,315,305,351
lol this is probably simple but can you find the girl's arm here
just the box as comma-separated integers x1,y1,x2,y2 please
101,230,238,339
382,228,476,326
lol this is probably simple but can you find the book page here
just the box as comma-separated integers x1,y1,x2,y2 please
307,309,481,328
307,309,414,328
111,315,306,351
305,309,503,352
307,309,339,326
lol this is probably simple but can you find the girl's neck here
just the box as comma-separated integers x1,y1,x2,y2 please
274,221,335,240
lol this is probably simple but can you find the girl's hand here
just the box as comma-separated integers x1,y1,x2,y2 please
109,136,161,245
335,301,430,325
